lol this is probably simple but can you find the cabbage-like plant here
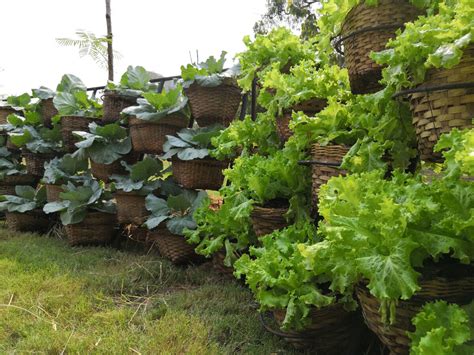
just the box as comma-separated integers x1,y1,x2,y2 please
42,154,90,185
0,145,26,180
8,123,62,154
0,185,46,213
105,65,159,97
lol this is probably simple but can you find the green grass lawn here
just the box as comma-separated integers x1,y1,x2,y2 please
0,226,296,354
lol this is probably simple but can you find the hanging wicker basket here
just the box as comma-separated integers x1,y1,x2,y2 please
5,210,50,232
64,211,117,246
39,98,58,128
356,262,474,355
115,191,148,225
171,158,228,190
184,79,242,127
275,98,328,143
91,152,140,182
129,114,188,154
23,152,57,177
338,0,422,94
61,115,95,153
405,45,474,162
261,304,363,353
45,184,64,202
0,174,38,196
147,228,202,265
250,205,289,238
102,91,137,124
0,107,20,125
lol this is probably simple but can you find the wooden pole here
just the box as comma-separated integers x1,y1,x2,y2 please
105,0,114,81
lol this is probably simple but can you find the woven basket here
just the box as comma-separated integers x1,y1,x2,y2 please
61,115,95,153
115,191,148,225
0,174,38,196
356,262,474,354
310,144,350,211
184,79,242,127
0,107,19,125
91,152,140,182
276,98,327,143
6,137,20,152
340,0,422,94
147,228,201,265
264,305,362,353
23,152,56,177
64,211,117,246
407,46,474,162
102,91,137,124
5,210,50,232
39,98,58,128
129,114,188,154
45,184,64,202
250,205,289,238
171,158,228,190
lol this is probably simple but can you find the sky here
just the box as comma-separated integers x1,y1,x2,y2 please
0,0,267,96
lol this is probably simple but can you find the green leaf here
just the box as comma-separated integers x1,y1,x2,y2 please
120,66,150,91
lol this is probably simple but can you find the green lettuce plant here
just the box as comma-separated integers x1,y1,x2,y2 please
434,128,474,179
0,186,46,213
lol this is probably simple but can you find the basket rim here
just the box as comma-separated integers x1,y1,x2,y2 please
392,81,474,99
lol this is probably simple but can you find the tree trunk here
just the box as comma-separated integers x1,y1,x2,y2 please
105,0,114,81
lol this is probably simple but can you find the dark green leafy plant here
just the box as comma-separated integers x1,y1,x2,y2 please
144,190,208,235
106,65,159,97
43,179,115,225
0,186,46,213
8,124,62,154
42,154,90,185
6,93,31,110
32,86,56,101
0,146,26,180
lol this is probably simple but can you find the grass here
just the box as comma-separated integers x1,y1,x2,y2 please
0,226,297,354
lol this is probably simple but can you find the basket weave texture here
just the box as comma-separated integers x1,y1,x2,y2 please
147,228,200,265
61,115,94,153
250,206,289,237
408,45,474,162
184,80,242,127
91,153,139,182
0,107,18,125
102,91,137,123
65,211,116,246
6,210,49,232
341,0,422,94
271,304,362,353
115,191,148,225
23,152,56,177
171,158,228,190
356,263,474,354
1,174,38,187
311,144,349,209
129,115,188,154
0,185,16,196
45,184,64,202
40,98,58,128
276,98,327,142
6,137,20,152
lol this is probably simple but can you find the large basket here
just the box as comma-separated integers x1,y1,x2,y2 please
115,191,148,225
276,98,327,143
23,152,56,177
356,262,474,354
91,152,140,182
45,184,64,202
407,46,474,162
262,304,362,353
129,115,188,154
340,0,422,94
64,211,117,246
0,107,19,125
310,144,350,211
102,91,137,124
39,98,58,128
184,79,242,127
5,210,50,233
61,115,95,153
0,174,38,196
250,206,289,238
147,228,201,265
171,158,228,190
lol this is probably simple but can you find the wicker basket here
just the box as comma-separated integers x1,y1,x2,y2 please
263,305,362,353
39,98,58,128
310,144,350,211
5,210,50,232
0,174,38,196
147,228,201,265
45,184,64,202
340,0,422,94
0,107,19,125
129,114,188,154
407,46,474,162
23,152,56,177
115,191,148,225
102,91,137,124
356,262,474,354
250,205,289,238
91,152,140,182
6,137,20,152
171,158,228,190
184,79,242,127
276,98,327,143
61,115,95,153
64,211,117,246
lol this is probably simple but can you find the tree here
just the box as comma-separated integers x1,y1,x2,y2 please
254,0,320,39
